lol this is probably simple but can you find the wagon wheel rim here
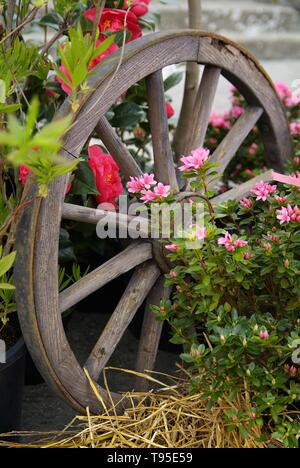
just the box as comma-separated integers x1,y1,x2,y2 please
15,31,292,414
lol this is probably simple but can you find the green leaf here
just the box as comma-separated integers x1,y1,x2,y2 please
0,103,22,113
111,102,145,128
0,283,15,290
0,252,16,278
164,72,183,91
70,160,98,195
0,80,6,103
38,12,63,30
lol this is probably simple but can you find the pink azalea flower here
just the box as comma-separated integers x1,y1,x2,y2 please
179,147,210,172
240,197,253,209
251,181,277,202
218,232,235,252
209,111,231,129
264,243,272,252
154,182,171,198
165,244,179,251
290,121,300,136
196,226,207,240
276,204,294,224
140,189,157,203
170,271,177,278
243,252,250,260
234,239,248,248
274,195,287,204
275,81,293,106
291,205,300,222
127,176,143,193
231,105,245,119
139,173,157,189
248,143,258,156
259,330,269,340
290,366,297,377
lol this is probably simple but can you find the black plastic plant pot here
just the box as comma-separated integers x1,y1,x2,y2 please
0,337,26,440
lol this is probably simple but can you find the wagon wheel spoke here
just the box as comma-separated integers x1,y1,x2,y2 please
62,202,149,239
96,116,142,180
185,65,221,154
212,169,274,205
146,70,179,192
210,106,263,179
85,261,160,381
59,242,153,314
135,276,172,392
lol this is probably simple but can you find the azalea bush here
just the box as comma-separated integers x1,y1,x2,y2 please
135,148,300,448
205,82,300,188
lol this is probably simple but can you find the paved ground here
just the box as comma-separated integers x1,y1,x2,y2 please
20,59,300,435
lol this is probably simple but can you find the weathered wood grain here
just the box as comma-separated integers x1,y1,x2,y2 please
135,276,172,392
186,65,221,153
212,170,274,204
146,70,178,192
211,106,263,176
85,261,160,381
59,242,153,313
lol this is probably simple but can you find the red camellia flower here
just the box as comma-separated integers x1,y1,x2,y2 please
84,8,142,42
88,145,123,207
166,101,175,119
19,165,29,187
56,63,73,95
123,0,150,17
88,37,119,70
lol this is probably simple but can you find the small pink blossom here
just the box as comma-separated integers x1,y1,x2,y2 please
209,111,231,129
196,226,207,240
218,232,234,250
243,252,250,260
290,122,300,136
139,173,157,189
234,239,248,248
127,176,143,193
284,364,290,373
274,195,287,204
259,330,269,340
293,156,300,165
170,271,177,278
248,143,258,156
231,105,245,119
291,205,300,222
290,366,297,377
140,189,157,203
154,182,171,198
165,244,179,251
276,204,294,224
240,197,253,209
179,147,210,172
249,412,256,420
251,181,277,202
264,243,272,252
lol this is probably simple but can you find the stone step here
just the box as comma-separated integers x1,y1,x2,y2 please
152,1,300,59
154,1,300,33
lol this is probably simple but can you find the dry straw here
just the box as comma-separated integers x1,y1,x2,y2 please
0,368,279,449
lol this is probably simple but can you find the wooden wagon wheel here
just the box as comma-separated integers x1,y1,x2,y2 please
14,31,292,414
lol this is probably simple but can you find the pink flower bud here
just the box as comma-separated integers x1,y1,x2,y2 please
290,366,297,377
170,271,177,278
259,330,269,340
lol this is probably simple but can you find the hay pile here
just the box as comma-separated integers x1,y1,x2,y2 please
2,370,273,449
